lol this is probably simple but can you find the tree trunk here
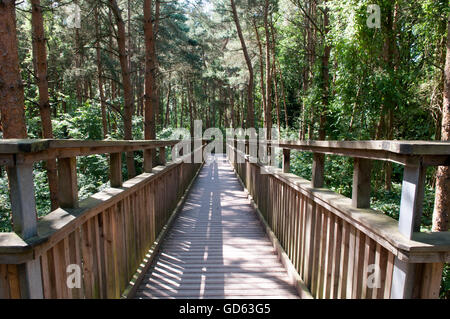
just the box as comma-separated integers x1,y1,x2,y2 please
0,0,28,139
180,88,185,128
277,60,289,129
270,17,281,137
188,81,194,138
433,12,450,232
264,0,272,140
304,0,317,140
94,5,108,139
110,0,136,178
30,0,58,210
75,0,82,107
230,0,254,128
253,18,266,127
165,82,171,126
144,0,159,171
319,0,330,141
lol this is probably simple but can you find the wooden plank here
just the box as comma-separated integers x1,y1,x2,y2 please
361,235,376,299
310,206,323,295
337,221,350,298
352,230,366,298
7,265,21,299
346,226,356,298
373,243,388,299
303,198,316,288
0,264,10,299
101,209,116,298
324,213,335,299
52,240,67,298
317,209,328,298
93,214,106,298
418,263,443,299
330,216,342,299
384,252,395,298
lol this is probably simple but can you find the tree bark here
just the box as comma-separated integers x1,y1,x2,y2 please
30,0,58,210
0,0,28,139
433,12,450,232
252,18,266,127
165,82,171,126
94,4,108,139
109,0,136,178
230,0,254,128
264,0,272,140
144,0,159,145
277,60,289,129
270,17,281,137
319,0,330,141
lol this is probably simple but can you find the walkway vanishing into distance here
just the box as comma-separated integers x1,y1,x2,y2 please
134,154,300,299
2,139,449,299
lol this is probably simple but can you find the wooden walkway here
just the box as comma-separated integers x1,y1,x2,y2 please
134,154,299,299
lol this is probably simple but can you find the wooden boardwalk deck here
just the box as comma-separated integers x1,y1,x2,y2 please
134,154,299,299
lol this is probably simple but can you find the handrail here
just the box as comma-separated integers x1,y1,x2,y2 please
0,138,208,299
227,139,450,299
229,138,450,166
0,139,207,165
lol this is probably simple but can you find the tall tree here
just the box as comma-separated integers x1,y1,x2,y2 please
143,0,158,170
109,0,136,178
94,4,108,138
319,0,330,140
0,0,28,139
253,17,267,126
30,0,58,210
230,0,254,128
433,12,450,233
263,0,272,139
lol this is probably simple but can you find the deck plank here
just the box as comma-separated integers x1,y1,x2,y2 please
134,154,300,299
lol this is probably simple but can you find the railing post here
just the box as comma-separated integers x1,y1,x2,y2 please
109,153,123,188
143,149,153,173
391,164,426,299
6,164,44,299
398,164,426,239
233,139,238,164
352,158,372,208
282,149,290,173
159,147,166,166
311,153,325,188
58,157,78,209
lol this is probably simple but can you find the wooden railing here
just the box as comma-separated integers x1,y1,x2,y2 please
0,139,207,299
227,139,450,299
